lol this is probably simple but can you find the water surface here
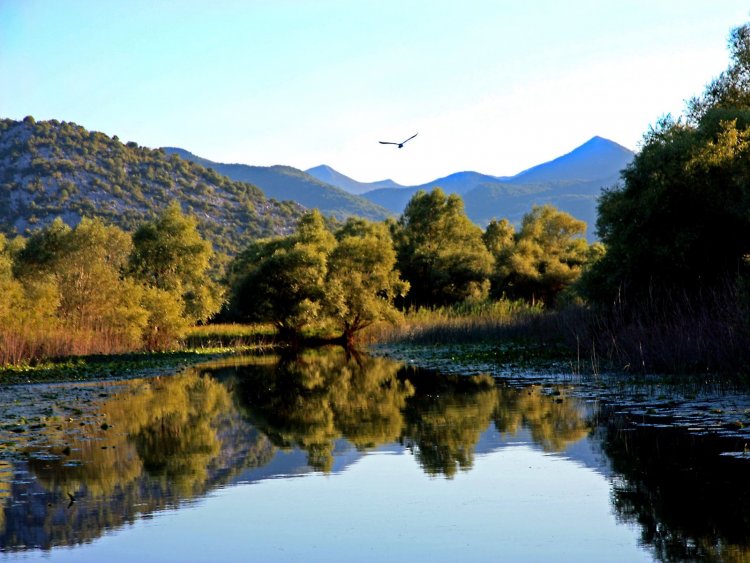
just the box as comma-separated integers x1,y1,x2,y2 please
0,347,748,561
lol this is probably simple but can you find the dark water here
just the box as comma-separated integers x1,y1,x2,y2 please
0,347,749,562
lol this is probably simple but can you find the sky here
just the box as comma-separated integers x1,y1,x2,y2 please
1,1,749,185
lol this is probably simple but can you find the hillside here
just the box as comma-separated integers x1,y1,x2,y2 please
0,117,305,254
305,164,403,195
164,148,393,222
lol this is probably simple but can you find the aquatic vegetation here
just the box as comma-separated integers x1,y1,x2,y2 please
0,349,246,385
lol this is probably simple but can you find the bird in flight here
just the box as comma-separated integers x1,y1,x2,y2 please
379,133,418,148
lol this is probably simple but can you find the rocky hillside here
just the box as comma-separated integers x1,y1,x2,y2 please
0,117,304,254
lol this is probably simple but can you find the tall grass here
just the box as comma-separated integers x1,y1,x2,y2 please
579,282,750,375
183,323,277,349
362,299,546,345
366,284,750,376
0,327,142,366
0,323,277,368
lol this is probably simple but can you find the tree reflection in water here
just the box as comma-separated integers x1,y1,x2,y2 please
493,385,590,452
229,348,590,478
231,347,415,472
599,409,750,562
9,346,747,560
2,370,275,551
398,368,498,478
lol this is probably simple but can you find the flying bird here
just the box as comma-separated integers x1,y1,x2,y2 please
379,133,418,148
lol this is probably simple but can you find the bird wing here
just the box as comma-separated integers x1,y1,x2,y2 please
379,141,399,145
401,133,418,144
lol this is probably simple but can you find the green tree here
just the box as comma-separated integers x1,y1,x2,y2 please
130,201,223,324
585,25,750,305
12,218,149,349
394,188,493,307
688,23,750,122
230,210,335,339
482,218,516,298
326,218,409,344
491,205,590,305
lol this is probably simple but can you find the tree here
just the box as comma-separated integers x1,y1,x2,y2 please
130,201,223,323
585,24,750,305
688,23,750,122
230,210,335,339
490,205,590,305
12,218,149,347
393,188,494,308
482,218,516,299
326,218,409,344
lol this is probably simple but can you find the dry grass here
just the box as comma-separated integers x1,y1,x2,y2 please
0,327,140,366
183,323,277,349
365,285,750,376
361,299,546,345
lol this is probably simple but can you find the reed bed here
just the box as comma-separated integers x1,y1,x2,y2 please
0,327,142,367
366,287,750,376
183,323,277,349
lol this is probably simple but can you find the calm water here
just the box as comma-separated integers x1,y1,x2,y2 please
1,347,749,562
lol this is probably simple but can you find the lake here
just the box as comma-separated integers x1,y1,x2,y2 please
1,346,749,562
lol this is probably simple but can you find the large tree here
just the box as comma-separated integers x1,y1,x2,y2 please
130,201,223,323
393,188,494,308
584,23,750,305
326,218,409,344
230,210,336,339
230,212,408,342
487,205,591,305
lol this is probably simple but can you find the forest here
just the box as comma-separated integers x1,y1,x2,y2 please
2,22,750,375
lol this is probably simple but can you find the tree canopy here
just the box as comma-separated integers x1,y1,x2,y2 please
487,205,591,305
130,201,223,324
584,22,750,305
229,211,407,341
393,188,494,308
326,218,409,343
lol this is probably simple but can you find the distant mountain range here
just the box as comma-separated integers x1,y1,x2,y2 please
0,116,634,251
306,136,635,238
163,148,393,222
305,164,404,195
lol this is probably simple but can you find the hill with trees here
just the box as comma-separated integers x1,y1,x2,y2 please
0,117,304,255
163,148,394,222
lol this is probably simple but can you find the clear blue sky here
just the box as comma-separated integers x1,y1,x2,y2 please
1,1,748,184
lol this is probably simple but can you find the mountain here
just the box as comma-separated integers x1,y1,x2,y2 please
164,149,393,222
509,136,633,184
354,136,634,238
363,170,510,212
0,117,304,254
305,164,403,195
